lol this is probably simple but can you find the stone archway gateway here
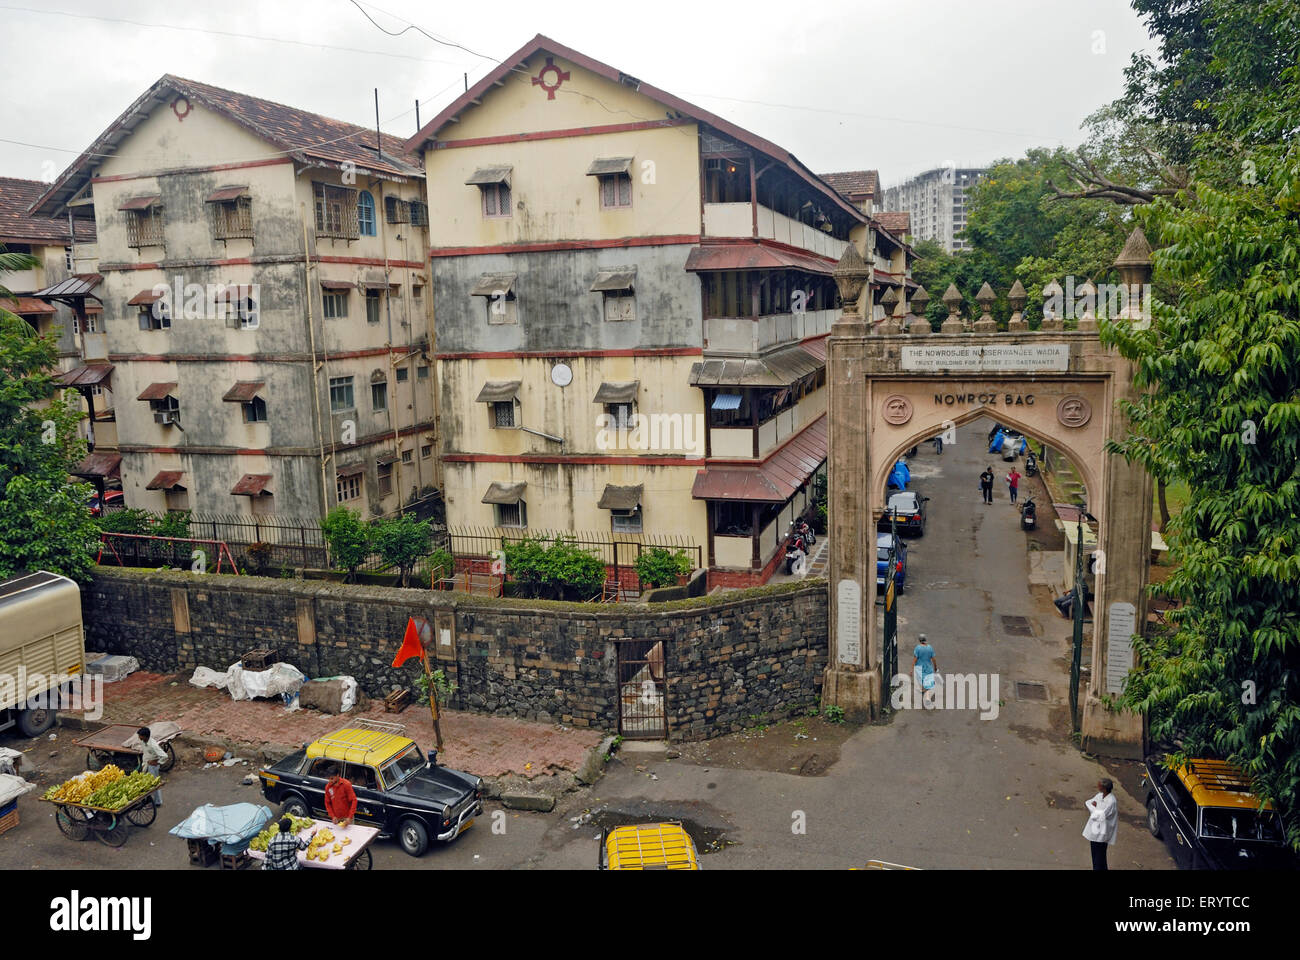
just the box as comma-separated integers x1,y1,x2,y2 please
823,229,1155,758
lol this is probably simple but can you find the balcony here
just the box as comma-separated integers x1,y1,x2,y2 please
703,308,835,355
703,203,848,260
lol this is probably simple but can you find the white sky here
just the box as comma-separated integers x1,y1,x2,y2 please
0,0,1155,190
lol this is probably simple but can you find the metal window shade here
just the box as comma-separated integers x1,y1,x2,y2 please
136,382,178,401
56,364,114,387
118,195,161,211
205,185,249,203
590,268,637,292
592,380,639,404
230,474,272,496
71,451,121,478
475,380,521,403
335,462,365,478
470,273,517,296
482,481,526,505
145,470,185,491
464,166,512,186
586,157,634,177
712,393,743,411
375,453,398,466
597,484,643,511
221,381,265,403
689,344,823,387
127,289,164,306
319,279,356,290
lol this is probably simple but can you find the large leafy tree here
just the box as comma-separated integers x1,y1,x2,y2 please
1104,0,1300,846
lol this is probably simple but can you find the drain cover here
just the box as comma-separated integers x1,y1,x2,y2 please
1001,615,1034,636
1016,681,1049,701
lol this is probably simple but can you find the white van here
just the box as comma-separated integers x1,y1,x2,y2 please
0,571,87,737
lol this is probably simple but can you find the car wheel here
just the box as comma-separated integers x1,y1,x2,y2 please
398,818,429,857
1146,796,1162,839
17,706,55,738
280,796,310,819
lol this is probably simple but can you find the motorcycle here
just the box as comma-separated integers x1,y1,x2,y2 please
792,516,816,547
784,528,809,575
1025,451,1039,477
1020,497,1037,531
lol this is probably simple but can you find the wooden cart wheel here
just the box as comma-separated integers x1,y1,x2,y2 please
160,742,176,773
96,813,131,847
56,805,92,841
126,798,157,828
346,847,373,871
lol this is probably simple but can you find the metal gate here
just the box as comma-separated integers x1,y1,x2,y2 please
615,639,667,739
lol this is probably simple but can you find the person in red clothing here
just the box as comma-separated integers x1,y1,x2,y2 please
1006,467,1022,504
324,775,356,827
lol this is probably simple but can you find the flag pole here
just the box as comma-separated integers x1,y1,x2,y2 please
421,644,444,751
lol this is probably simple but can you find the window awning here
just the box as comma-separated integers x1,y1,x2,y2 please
689,343,823,388
336,462,365,478
476,380,521,403
319,279,355,290
230,474,273,496
215,284,257,302
145,470,185,491
597,484,642,511
692,415,827,503
592,380,639,404
470,273,517,297
118,195,161,211
376,452,398,466
127,289,164,306
684,243,834,276
222,381,265,403
359,281,399,292
57,363,114,388
206,185,249,203
137,382,177,401
586,157,634,177
711,393,743,411
482,481,526,505
0,296,55,315
71,451,121,479
465,166,512,187
590,268,637,292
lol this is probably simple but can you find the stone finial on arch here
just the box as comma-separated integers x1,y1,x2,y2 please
833,243,871,320
941,283,964,334
907,285,932,335
1007,280,1028,331
974,282,997,333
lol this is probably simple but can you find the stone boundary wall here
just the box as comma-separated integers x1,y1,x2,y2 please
82,569,829,741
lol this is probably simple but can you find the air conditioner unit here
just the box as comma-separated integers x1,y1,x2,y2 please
155,411,175,425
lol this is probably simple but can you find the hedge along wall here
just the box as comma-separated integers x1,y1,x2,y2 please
82,569,829,741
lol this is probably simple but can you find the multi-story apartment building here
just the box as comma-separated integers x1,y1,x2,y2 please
406,35,889,585
881,166,984,252
31,76,437,518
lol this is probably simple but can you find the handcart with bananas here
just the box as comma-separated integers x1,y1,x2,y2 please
246,816,379,870
39,766,164,847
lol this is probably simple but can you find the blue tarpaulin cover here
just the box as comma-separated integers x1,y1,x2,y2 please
887,459,910,490
989,429,1005,454
169,803,273,845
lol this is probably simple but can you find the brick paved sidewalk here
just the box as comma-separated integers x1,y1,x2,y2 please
67,671,603,779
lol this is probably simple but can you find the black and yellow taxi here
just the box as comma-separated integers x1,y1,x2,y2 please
598,822,700,870
1143,756,1294,870
257,720,482,857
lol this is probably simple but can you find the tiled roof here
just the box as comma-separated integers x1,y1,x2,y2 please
876,211,911,236
818,170,879,199
0,177,95,244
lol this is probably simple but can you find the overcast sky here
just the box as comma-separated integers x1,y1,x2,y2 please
0,0,1155,190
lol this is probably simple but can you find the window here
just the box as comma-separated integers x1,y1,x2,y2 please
395,366,409,383
125,206,165,248
344,763,378,791
492,401,516,428
64,246,73,270
357,191,376,236
408,200,429,227
377,461,393,496
495,500,526,528
599,173,632,209
83,313,100,333
323,291,348,318
603,292,636,323
211,196,253,240
313,182,360,239
329,376,354,411
611,508,642,533
337,474,361,502
417,365,430,381
485,290,517,324
401,449,413,465
231,295,259,330
149,395,180,427
384,195,409,224
481,182,511,218
371,381,388,411
242,396,267,423
606,402,634,429
366,290,381,324
714,501,753,536
421,443,432,460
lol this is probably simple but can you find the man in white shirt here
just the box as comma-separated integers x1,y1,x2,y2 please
137,726,166,806
1083,777,1118,869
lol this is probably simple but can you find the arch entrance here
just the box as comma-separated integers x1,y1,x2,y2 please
824,239,1153,758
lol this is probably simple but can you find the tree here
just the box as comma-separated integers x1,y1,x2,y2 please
1103,0,1300,847
0,287,100,582
320,506,370,582
370,513,431,587
501,535,606,600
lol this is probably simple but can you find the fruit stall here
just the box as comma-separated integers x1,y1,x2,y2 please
246,816,378,871
39,765,163,847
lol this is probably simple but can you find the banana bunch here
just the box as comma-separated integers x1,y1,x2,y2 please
84,770,161,810
306,827,337,862
249,815,316,852
44,765,126,803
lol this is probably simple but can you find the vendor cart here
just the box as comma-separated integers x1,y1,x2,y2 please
246,818,378,871
75,722,180,773
40,787,162,847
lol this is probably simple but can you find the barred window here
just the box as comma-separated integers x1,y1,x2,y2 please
313,183,360,239
212,196,253,240
599,173,632,209
337,474,361,502
481,183,511,218
495,501,526,528
492,401,515,428
126,207,165,249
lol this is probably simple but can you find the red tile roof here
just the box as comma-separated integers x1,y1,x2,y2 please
819,170,880,200
72,451,121,479
0,296,55,315
0,177,95,244
692,415,828,503
684,242,834,275
876,211,911,236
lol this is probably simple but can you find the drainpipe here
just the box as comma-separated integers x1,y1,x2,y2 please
377,179,403,514
301,203,330,522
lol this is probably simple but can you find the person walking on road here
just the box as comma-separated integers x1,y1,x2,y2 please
932,434,944,455
1007,467,1022,504
912,634,938,690
979,466,995,504
137,726,166,806
1082,778,1118,870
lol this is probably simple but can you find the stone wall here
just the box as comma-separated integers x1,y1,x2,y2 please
82,569,828,741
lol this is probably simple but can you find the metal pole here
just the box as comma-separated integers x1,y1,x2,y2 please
421,645,444,751
1070,510,1086,731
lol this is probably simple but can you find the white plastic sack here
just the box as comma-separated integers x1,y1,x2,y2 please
227,662,305,702
0,773,36,806
189,667,229,690
339,676,358,713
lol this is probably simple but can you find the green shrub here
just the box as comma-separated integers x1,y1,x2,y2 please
98,508,152,535
320,507,369,582
503,535,605,600
419,548,455,586
153,511,190,539
635,547,694,589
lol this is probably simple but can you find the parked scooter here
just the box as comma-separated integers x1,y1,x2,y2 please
784,527,809,575
1020,497,1037,531
792,516,816,547
1025,451,1039,476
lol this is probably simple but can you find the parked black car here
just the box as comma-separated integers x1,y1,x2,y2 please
1142,756,1295,870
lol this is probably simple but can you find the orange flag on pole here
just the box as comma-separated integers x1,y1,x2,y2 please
392,617,424,668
